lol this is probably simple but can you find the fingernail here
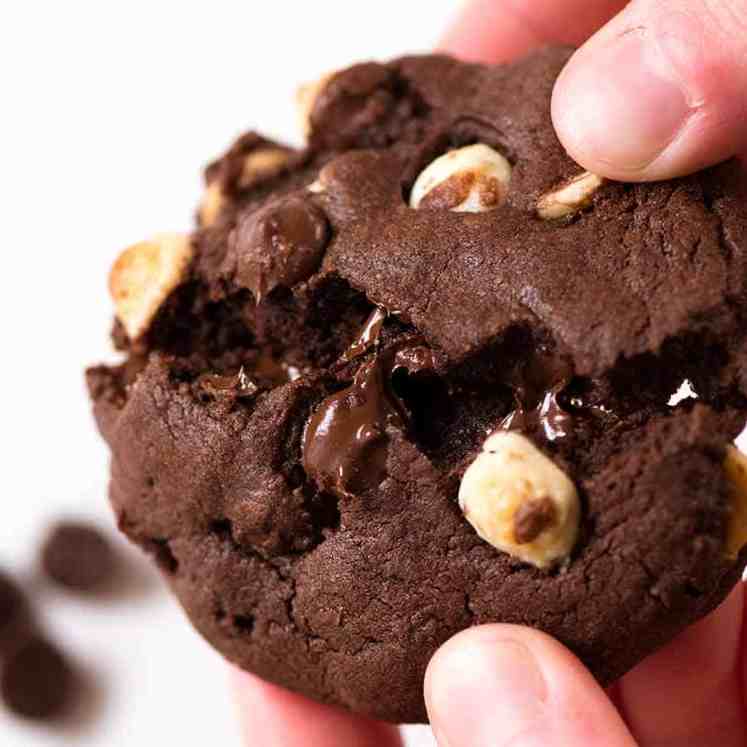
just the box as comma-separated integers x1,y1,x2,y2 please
426,636,547,747
554,30,693,173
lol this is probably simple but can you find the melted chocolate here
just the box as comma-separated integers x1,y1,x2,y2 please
393,344,434,375
198,367,259,399
343,307,386,361
501,350,575,442
233,196,329,302
198,348,302,401
501,387,573,442
303,341,433,497
303,358,406,497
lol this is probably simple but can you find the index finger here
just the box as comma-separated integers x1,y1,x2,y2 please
441,0,628,62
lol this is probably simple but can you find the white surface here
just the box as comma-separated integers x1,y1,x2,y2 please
0,1,461,745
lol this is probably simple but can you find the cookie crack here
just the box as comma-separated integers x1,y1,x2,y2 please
208,517,301,634
423,249,459,317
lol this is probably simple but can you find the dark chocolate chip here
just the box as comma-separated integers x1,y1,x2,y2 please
514,497,556,544
303,340,434,497
303,356,407,498
233,196,329,302
0,572,29,657
342,307,386,362
1,637,75,720
41,523,116,592
308,63,395,147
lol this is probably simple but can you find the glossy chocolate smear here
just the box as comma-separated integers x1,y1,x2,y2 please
303,359,406,497
342,307,386,362
303,341,433,498
501,387,573,442
233,196,329,302
501,350,574,442
198,367,259,399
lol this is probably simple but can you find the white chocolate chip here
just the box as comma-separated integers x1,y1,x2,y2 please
109,233,193,341
199,148,291,228
536,171,605,220
199,181,225,227
409,144,512,213
296,72,334,139
458,431,580,568
239,148,290,187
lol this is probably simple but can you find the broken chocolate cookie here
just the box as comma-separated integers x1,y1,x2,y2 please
88,48,747,723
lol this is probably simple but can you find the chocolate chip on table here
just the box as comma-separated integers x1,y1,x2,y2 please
85,47,747,723
41,523,116,592
0,636,75,720
0,572,30,656
232,196,330,303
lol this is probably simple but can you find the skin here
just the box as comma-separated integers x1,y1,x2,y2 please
235,2,747,744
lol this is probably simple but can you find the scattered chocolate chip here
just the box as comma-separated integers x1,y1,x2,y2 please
0,572,29,656
233,196,330,302
513,497,557,544
42,523,116,592
1,637,75,720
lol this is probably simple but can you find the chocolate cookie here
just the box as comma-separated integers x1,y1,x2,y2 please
87,48,747,723
41,523,116,592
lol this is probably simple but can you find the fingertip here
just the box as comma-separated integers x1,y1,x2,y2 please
425,625,635,747
552,3,747,181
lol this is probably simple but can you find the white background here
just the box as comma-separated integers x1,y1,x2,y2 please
0,1,462,745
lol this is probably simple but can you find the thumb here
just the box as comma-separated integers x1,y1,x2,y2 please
552,0,747,181
424,625,636,747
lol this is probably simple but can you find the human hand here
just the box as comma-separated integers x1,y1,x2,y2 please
232,4,747,745
427,5,747,744
443,0,747,181
233,587,744,746
424,586,745,746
